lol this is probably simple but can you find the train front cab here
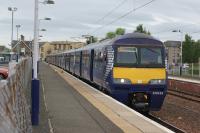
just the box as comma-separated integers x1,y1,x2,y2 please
108,44,167,111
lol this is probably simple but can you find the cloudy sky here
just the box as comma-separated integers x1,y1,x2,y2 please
1,0,200,47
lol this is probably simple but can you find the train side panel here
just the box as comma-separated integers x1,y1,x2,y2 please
61,54,65,69
93,47,106,86
74,51,81,76
65,53,70,71
81,50,90,80
70,52,75,74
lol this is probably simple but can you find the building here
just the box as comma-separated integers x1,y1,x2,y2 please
0,46,10,63
39,41,85,60
39,42,52,60
164,41,181,68
12,35,32,57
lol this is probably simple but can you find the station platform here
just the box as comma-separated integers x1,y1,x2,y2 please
33,62,173,133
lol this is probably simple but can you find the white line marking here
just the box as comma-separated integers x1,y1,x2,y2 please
52,65,174,133
41,80,54,133
48,118,54,133
42,81,48,111
169,76,200,84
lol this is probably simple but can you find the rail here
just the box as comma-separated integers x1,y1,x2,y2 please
147,114,186,133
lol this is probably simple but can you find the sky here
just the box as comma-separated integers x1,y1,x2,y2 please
1,0,200,47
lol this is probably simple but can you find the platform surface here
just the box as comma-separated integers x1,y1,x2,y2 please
34,62,173,133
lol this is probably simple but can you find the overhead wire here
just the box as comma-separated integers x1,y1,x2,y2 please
94,0,129,24
91,0,157,34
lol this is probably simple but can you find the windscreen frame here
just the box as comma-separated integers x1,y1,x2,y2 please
114,44,165,68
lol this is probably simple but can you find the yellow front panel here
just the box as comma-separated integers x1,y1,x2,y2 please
113,67,166,84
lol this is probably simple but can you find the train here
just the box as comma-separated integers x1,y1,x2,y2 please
46,33,167,112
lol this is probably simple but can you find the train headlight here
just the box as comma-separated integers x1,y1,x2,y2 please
113,78,131,84
149,79,166,85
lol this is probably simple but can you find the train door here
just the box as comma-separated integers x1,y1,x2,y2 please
64,54,67,70
90,49,94,81
80,51,82,77
69,53,71,72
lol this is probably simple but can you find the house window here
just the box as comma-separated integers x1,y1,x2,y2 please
63,45,66,50
59,44,61,50
54,45,57,50
41,47,43,52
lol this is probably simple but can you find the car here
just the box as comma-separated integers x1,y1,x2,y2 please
0,67,8,80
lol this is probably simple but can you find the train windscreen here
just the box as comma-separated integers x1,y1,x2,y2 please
115,46,164,68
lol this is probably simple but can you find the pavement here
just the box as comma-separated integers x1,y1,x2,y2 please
33,62,123,133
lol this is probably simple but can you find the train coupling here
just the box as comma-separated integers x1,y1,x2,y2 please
130,93,150,112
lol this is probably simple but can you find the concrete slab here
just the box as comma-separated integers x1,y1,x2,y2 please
37,62,124,133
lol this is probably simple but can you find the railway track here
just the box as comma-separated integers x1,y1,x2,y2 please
167,89,200,103
147,114,186,133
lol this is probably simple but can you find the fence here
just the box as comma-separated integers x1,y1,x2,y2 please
168,63,200,78
0,58,32,133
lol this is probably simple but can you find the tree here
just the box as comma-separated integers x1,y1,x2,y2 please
86,36,98,44
182,34,195,63
194,40,200,62
115,28,125,35
92,36,98,43
106,32,116,39
134,24,151,35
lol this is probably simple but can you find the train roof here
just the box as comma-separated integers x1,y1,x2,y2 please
50,33,163,55
114,32,157,40
112,32,163,45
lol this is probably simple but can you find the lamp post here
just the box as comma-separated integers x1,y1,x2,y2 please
38,29,47,61
16,25,21,40
16,24,21,62
38,18,51,61
40,29,47,31
32,0,54,125
8,7,17,61
82,35,94,44
172,30,183,75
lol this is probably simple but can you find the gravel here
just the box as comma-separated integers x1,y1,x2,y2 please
151,94,200,133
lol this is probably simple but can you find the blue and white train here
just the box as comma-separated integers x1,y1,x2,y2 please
46,33,167,112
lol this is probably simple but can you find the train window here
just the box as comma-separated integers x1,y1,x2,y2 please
140,48,162,65
116,46,138,65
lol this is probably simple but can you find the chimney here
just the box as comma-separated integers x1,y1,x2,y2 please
21,35,25,41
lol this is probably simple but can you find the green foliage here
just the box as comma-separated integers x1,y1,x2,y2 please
4,47,11,52
115,28,125,35
87,36,98,44
91,36,98,43
106,32,116,39
104,27,125,39
194,40,200,62
182,34,200,63
134,24,151,35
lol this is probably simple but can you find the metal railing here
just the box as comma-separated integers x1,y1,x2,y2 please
168,63,200,78
0,58,32,133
